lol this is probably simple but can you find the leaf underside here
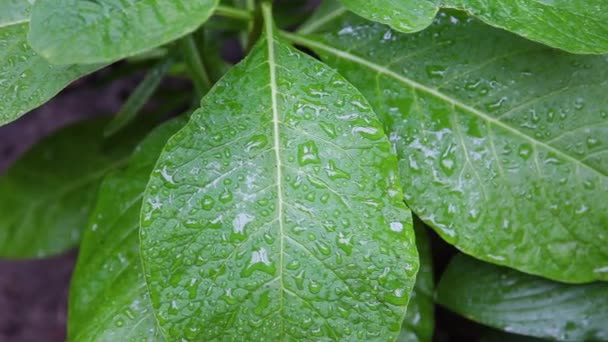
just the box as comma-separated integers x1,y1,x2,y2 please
68,118,185,342
437,254,608,341
140,10,418,341
338,0,608,54
28,0,219,64
298,11,608,283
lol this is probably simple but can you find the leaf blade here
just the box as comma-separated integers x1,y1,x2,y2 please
437,254,608,341
28,0,219,64
140,5,418,340
289,12,608,283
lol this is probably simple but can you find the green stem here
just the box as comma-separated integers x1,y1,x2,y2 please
178,35,212,99
215,5,253,21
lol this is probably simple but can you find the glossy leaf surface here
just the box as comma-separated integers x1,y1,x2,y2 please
140,6,418,340
69,118,185,342
291,12,608,283
0,120,135,258
437,254,608,341
28,0,219,64
398,218,434,342
340,0,438,33
0,3,98,126
336,0,608,54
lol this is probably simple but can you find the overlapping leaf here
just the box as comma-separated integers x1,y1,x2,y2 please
437,254,608,341
398,218,434,342
337,0,608,54
68,118,185,342
289,11,608,283
0,2,98,126
28,0,219,64
140,5,418,340
0,119,142,258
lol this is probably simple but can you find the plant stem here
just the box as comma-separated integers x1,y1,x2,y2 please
215,5,253,21
178,35,212,99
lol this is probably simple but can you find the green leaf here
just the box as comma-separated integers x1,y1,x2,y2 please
28,0,219,65
68,118,185,342
0,0,33,24
0,3,99,126
140,4,418,340
337,0,608,54
398,218,434,342
0,119,142,258
339,0,438,33
285,12,608,283
437,254,608,341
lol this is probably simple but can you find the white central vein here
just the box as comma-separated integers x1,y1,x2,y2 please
283,32,608,179
264,6,285,328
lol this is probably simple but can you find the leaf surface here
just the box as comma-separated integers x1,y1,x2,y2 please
68,118,185,342
0,119,140,258
289,12,608,282
0,2,98,126
140,5,418,340
398,218,434,342
28,0,219,64
337,0,608,53
437,254,608,341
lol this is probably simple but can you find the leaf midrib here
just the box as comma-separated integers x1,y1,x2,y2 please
264,7,286,338
284,32,608,179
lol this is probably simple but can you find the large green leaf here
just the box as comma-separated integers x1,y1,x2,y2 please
69,118,185,342
398,218,434,342
285,11,608,283
0,2,98,126
140,4,418,340
336,0,608,54
0,119,140,258
28,0,219,64
437,254,608,341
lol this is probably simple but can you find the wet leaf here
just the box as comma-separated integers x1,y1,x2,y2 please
398,218,434,342
140,5,418,340
337,0,608,54
0,2,98,126
0,119,143,258
28,0,219,64
437,254,608,341
68,118,185,342
289,11,608,283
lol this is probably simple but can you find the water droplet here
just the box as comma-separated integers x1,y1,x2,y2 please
232,213,254,234
586,137,601,148
201,195,215,210
245,135,268,152
298,141,321,166
425,65,446,79
518,144,533,160
219,189,233,203
308,280,322,294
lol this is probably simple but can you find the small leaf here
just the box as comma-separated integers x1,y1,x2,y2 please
437,254,608,341
68,118,185,342
28,0,220,64
0,119,144,258
140,4,418,340
398,218,434,342
0,2,99,126
288,12,608,282
337,0,608,54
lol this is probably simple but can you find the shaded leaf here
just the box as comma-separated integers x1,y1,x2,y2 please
337,0,608,54
0,2,99,126
437,254,608,341
28,0,219,64
68,118,185,342
398,218,434,342
287,12,608,282
0,119,144,258
140,4,418,340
